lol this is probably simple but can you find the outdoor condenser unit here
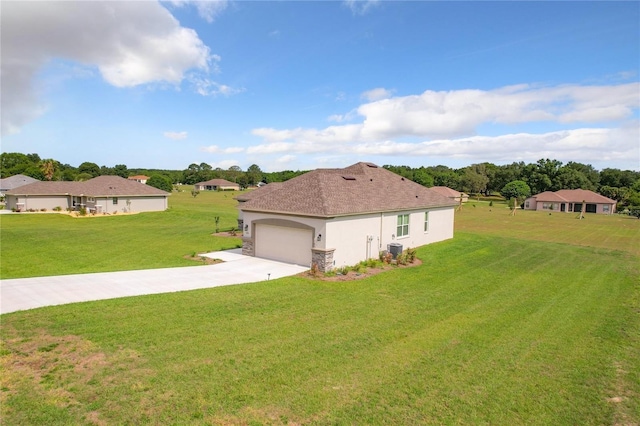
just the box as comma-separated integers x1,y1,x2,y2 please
387,243,403,259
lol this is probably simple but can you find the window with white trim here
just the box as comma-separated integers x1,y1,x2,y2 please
397,214,409,237
424,212,429,232
113,197,118,205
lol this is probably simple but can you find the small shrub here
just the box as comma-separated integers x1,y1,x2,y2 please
405,247,417,263
310,262,320,276
53,206,62,212
78,207,87,216
40,208,47,212
489,201,493,207
396,252,408,266
354,263,366,274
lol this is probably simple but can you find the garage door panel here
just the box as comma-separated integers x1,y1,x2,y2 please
255,224,312,266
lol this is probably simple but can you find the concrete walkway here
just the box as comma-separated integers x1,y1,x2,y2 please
0,249,309,314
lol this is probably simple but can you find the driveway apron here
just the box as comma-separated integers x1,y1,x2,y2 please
0,249,309,314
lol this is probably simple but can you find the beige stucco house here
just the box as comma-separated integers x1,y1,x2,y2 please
195,179,240,191
127,175,150,184
524,189,616,214
5,176,169,213
236,162,457,272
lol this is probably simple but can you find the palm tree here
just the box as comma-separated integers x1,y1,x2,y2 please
40,159,56,181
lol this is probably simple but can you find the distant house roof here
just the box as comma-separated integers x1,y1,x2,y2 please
195,179,239,187
235,182,284,202
239,162,457,217
5,176,169,197
0,174,39,192
127,175,150,180
430,186,467,198
530,189,615,204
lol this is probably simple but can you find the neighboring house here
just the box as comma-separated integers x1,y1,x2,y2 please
430,186,469,203
236,162,457,272
5,176,169,213
195,179,240,191
127,175,150,184
524,189,616,215
0,174,39,196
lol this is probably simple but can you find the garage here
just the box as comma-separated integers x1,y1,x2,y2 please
255,223,313,266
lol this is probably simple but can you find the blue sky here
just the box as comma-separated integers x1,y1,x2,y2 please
1,1,639,172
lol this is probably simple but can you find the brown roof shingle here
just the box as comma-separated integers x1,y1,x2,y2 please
531,189,615,204
239,162,457,217
5,176,169,197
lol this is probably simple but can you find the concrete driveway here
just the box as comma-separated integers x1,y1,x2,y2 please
0,249,309,314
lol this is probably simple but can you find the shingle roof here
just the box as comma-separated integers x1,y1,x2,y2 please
235,182,284,202
5,176,169,196
0,174,39,191
239,162,457,217
195,178,239,187
531,189,615,204
430,186,465,198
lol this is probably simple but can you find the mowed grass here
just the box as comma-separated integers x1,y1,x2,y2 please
456,200,640,256
0,188,243,278
1,193,639,424
1,234,638,424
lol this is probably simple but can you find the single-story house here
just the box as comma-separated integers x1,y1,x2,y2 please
430,186,469,203
5,175,169,213
524,189,616,215
0,174,39,196
195,179,240,191
127,175,150,184
236,162,457,272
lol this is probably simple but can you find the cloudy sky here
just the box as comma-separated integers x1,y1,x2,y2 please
1,1,639,172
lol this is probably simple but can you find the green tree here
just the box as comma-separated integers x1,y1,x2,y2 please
78,162,100,178
113,164,128,178
147,175,173,193
0,152,31,177
459,166,489,195
554,167,593,190
501,180,531,203
246,164,264,185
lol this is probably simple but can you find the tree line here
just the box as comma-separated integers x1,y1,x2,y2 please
2,152,639,211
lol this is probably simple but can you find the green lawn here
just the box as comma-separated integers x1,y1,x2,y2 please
1,195,639,424
0,188,243,278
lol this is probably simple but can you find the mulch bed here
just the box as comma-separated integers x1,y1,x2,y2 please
300,258,422,282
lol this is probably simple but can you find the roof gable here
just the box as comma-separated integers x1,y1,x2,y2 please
5,176,169,196
531,189,615,204
0,174,39,190
240,162,456,217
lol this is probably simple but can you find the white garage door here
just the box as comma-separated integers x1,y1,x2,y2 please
255,224,312,266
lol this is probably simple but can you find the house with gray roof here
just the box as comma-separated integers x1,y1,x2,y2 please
0,174,39,196
195,178,240,191
5,175,169,213
237,162,457,272
524,189,616,214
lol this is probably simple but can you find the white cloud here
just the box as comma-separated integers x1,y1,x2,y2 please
201,145,245,154
189,76,245,97
361,87,394,102
246,126,638,167
169,0,229,23
1,1,213,135
164,131,188,140
252,82,639,145
343,0,380,15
